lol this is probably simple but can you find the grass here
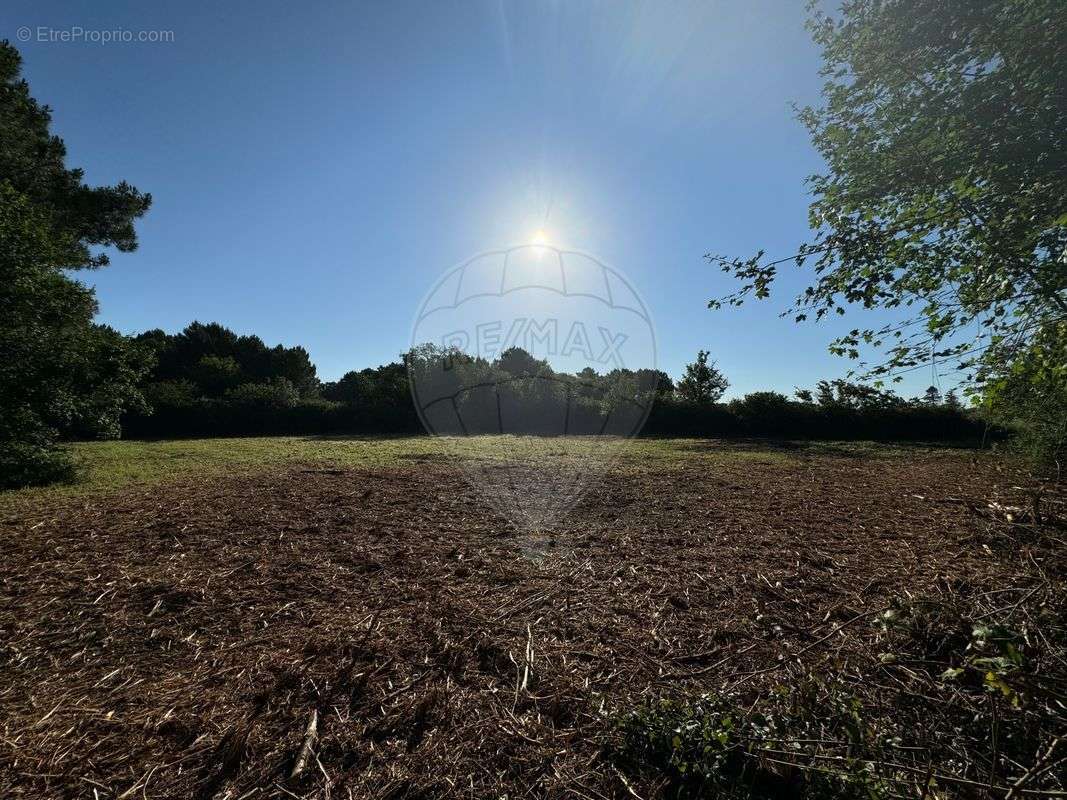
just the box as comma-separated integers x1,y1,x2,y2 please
0,434,975,509
4,436,436,501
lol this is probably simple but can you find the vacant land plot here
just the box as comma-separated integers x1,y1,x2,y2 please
0,438,1063,799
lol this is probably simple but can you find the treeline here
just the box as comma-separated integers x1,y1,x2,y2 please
121,322,987,443
644,385,983,441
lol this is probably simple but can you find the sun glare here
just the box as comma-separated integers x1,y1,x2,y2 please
531,229,548,246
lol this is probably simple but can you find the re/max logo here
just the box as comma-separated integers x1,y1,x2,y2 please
442,319,628,367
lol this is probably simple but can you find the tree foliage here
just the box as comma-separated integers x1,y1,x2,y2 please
676,350,729,404
321,362,408,409
121,333,984,442
136,321,318,397
797,379,904,410
981,320,1067,473
707,0,1067,466
403,344,662,436
0,42,152,487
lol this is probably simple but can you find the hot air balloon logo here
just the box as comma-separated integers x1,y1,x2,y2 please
408,245,658,531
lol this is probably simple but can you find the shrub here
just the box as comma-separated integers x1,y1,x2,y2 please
191,355,243,397
615,682,896,799
980,321,1067,476
728,392,795,435
224,378,301,410
142,379,199,409
0,440,77,489
616,590,1065,800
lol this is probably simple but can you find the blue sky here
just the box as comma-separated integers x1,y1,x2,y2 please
4,1,946,397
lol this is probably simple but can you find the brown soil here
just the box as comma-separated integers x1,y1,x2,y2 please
0,446,1062,798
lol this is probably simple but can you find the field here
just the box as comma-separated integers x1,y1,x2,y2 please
1,437,1064,799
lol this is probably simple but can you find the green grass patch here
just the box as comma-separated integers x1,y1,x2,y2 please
0,436,436,506
0,435,968,508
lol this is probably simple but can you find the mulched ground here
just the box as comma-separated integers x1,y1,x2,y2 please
0,443,1062,799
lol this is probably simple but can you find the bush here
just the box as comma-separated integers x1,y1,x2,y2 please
729,391,795,436
616,587,1065,800
615,682,896,799
142,379,199,409
980,321,1067,476
0,441,77,489
642,396,987,443
224,378,301,410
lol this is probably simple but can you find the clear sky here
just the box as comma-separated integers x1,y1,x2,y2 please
3,1,947,397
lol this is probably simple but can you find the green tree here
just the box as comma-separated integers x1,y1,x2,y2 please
135,322,319,399
981,320,1067,474
225,377,300,410
359,362,410,407
322,371,364,404
920,386,943,407
708,0,1066,466
0,43,152,487
191,355,243,397
676,350,729,404
142,379,198,410
729,391,790,419
638,369,675,400
801,379,904,410
322,362,409,408
496,347,551,378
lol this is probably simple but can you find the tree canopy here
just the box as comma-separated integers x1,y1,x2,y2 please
676,350,729,404
0,41,152,487
708,0,1066,462
136,321,319,398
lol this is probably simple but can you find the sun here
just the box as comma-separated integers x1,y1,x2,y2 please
531,229,548,246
